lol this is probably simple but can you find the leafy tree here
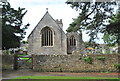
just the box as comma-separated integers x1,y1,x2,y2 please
84,41,99,49
105,11,120,53
22,41,28,44
66,1,117,43
2,2,30,50
66,18,81,32
103,33,117,46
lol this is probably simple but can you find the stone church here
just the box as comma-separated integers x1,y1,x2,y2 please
28,10,84,55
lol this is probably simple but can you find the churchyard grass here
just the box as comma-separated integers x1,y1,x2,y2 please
17,53,28,56
13,76,120,79
18,58,32,63
17,54,32,63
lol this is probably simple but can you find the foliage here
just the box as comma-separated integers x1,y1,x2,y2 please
97,56,105,62
84,41,99,48
83,56,93,64
105,11,120,53
22,41,28,44
103,33,117,46
2,2,30,50
2,50,9,55
66,1,117,44
106,12,120,36
66,18,81,32
114,64,120,72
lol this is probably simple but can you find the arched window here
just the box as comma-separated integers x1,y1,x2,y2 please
70,36,76,46
41,27,53,46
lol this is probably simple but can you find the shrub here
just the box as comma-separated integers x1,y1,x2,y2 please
114,64,120,72
97,56,105,62
84,56,93,64
2,50,9,55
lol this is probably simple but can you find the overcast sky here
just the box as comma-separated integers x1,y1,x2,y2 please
9,0,105,43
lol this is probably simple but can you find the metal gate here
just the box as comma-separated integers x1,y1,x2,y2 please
14,55,32,70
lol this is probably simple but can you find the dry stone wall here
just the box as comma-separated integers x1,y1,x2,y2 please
32,54,120,72
2,55,14,70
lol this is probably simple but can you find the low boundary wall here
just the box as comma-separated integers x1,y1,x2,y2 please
32,54,120,72
2,55,14,70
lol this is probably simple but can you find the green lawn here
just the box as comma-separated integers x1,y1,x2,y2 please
17,54,27,57
13,76,120,79
17,54,32,63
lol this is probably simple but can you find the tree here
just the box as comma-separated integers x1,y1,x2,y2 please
22,40,28,44
66,18,81,32
105,11,120,53
66,2,117,43
2,2,30,50
103,33,117,46
84,41,99,49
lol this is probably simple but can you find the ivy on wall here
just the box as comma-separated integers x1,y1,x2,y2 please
114,64,120,72
97,56,105,62
83,56,93,64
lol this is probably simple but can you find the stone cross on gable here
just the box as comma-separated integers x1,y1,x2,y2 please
46,8,48,11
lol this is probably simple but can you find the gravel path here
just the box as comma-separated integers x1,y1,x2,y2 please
2,69,120,79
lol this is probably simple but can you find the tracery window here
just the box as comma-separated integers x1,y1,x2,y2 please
41,27,53,46
70,36,76,46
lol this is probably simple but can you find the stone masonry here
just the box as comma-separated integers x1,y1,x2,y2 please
32,54,120,72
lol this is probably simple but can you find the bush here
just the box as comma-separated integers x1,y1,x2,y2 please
84,56,93,64
97,56,105,62
114,64,120,72
2,50,9,55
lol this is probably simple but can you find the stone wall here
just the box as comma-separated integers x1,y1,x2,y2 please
32,54,120,72
2,55,14,70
